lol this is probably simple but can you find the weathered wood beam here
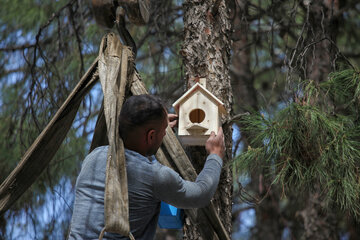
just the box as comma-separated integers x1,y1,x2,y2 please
98,33,132,237
0,57,100,215
130,73,231,240
89,101,109,152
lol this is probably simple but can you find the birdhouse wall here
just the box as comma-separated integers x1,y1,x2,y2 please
178,91,219,137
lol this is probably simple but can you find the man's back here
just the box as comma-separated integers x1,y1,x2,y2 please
68,146,161,240
68,95,225,240
69,145,223,240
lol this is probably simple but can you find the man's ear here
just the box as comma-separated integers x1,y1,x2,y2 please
146,129,156,144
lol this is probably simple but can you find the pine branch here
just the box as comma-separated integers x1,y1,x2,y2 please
233,69,360,218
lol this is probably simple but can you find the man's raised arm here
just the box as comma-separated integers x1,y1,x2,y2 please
154,127,225,209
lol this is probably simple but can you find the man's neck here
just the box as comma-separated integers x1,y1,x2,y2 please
124,141,147,157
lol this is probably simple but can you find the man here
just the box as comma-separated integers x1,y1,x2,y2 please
68,94,225,240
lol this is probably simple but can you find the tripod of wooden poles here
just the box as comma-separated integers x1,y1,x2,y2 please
0,33,230,240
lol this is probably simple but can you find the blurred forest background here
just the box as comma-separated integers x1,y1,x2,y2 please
1,0,360,239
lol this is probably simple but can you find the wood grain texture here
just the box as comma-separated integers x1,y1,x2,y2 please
89,101,109,152
98,33,133,236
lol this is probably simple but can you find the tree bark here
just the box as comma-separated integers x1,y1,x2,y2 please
181,0,233,239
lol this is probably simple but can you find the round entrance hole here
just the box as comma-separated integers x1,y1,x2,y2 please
189,109,206,123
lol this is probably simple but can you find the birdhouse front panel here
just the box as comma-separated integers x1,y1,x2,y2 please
178,91,219,135
173,82,226,146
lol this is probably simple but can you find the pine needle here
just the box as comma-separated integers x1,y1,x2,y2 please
233,69,360,218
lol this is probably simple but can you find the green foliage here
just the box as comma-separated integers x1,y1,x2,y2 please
234,69,360,217
0,0,99,238
0,0,184,237
321,69,360,116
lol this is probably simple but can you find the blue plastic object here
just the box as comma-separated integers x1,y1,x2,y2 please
158,202,184,229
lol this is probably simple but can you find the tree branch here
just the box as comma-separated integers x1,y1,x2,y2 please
68,2,85,78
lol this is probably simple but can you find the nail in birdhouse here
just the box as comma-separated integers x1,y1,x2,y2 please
172,79,226,146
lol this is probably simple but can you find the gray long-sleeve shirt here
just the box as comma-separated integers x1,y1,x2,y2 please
68,146,222,240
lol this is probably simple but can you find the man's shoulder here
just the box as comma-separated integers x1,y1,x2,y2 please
81,146,109,168
152,162,181,187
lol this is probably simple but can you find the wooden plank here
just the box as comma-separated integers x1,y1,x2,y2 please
98,33,132,236
0,57,99,215
89,101,109,152
130,72,231,240
155,148,173,169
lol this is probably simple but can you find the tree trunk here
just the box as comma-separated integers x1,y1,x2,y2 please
297,0,341,239
303,0,340,82
230,0,257,113
298,192,337,240
181,0,233,239
230,2,285,239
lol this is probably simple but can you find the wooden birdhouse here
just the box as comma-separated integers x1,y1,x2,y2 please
172,79,227,146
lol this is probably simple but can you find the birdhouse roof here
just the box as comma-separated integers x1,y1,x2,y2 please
172,83,227,114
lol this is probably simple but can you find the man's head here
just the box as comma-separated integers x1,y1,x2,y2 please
119,94,168,156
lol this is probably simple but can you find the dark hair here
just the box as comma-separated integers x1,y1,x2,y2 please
119,94,167,139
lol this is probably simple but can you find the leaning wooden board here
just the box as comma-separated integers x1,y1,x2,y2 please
98,33,132,238
0,57,99,215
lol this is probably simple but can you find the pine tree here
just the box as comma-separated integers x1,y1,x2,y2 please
181,0,233,238
234,69,360,239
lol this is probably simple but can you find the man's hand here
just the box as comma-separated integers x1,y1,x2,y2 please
168,114,178,128
205,127,225,159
